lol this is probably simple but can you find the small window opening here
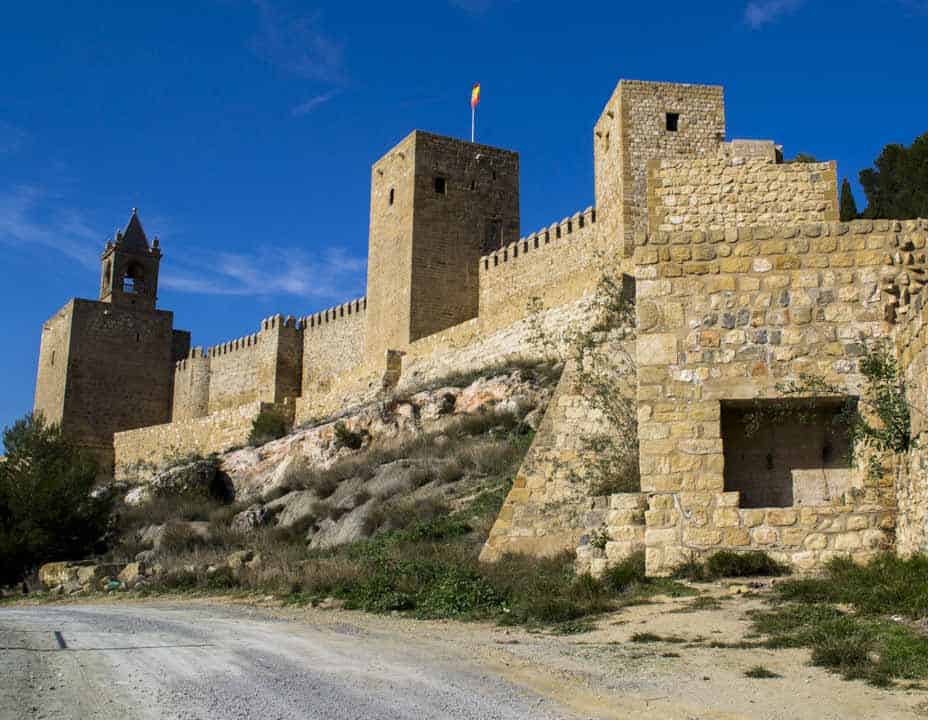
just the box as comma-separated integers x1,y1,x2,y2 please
470,179,477,191
389,188,395,205
666,112,680,132
135,332,140,343
434,177,446,195
123,262,144,294
492,170,497,180
50,351,55,367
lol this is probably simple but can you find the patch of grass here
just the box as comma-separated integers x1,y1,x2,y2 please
630,632,686,644
744,665,781,679
674,551,790,581
670,595,724,613
776,554,928,618
750,554,928,686
551,619,597,635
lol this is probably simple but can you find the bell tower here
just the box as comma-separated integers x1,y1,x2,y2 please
99,209,162,311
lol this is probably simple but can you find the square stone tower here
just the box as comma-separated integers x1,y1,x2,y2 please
594,80,726,256
364,131,519,363
33,211,189,476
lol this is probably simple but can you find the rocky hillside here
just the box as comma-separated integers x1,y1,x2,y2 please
42,362,560,595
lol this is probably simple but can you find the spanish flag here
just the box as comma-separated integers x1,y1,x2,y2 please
471,83,481,109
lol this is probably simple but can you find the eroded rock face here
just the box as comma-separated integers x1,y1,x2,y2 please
220,368,550,502
231,504,272,533
105,366,556,562
149,459,219,497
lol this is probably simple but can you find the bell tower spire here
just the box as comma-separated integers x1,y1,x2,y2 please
99,209,162,310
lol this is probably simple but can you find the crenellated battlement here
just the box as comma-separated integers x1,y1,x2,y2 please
481,207,596,270
300,297,367,331
207,333,261,358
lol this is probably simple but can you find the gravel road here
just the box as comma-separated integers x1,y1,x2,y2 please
0,602,572,720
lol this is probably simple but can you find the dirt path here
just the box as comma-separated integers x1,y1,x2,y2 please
3,587,927,719
0,602,570,720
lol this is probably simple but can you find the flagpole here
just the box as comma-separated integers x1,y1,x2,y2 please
471,104,475,143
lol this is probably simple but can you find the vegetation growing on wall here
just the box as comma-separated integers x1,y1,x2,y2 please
528,254,639,495
745,341,912,469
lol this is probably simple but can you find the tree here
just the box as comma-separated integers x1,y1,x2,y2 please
859,132,928,219
840,178,859,221
0,414,111,586
787,153,819,164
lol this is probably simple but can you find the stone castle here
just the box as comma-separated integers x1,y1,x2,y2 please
33,80,928,575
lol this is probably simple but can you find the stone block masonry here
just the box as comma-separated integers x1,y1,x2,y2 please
114,401,293,476
634,220,903,575
301,298,367,389
647,156,839,235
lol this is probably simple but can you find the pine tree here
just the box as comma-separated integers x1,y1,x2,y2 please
840,178,859,221
859,132,928,219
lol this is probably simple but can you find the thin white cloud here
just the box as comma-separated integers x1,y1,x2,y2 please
291,90,340,117
744,0,804,28
161,245,366,300
249,0,345,84
0,186,99,268
0,185,366,302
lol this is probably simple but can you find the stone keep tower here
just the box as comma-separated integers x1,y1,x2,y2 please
364,131,520,363
34,211,189,475
594,80,726,256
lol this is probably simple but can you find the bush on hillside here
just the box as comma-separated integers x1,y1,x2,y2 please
0,413,111,586
248,409,291,447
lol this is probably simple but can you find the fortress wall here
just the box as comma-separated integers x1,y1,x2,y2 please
481,333,638,563
114,401,280,476
647,157,839,235
635,220,903,575
478,207,609,327
204,315,302,414
172,347,210,420
33,300,75,427
300,298,366,388
892,232,928,554
204,331,264,413
293,295,597,427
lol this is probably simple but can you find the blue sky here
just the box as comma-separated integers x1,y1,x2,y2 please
1,0,926,439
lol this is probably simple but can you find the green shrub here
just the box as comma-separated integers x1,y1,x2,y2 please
744,665,781,679
333,422,367,450
248,409,290,447
602,551,646,592
0,413,111,586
